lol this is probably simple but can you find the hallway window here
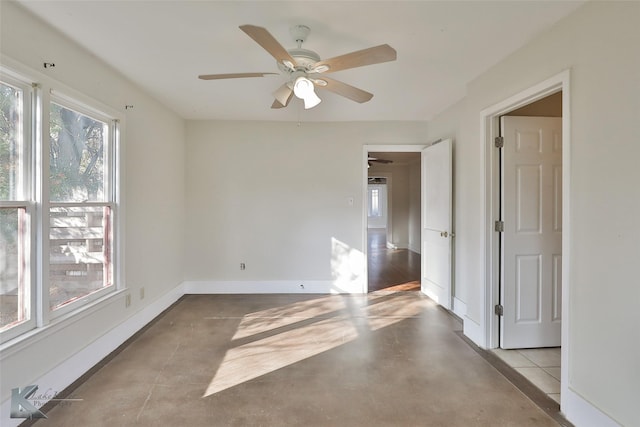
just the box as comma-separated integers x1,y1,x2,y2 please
369,188,380,217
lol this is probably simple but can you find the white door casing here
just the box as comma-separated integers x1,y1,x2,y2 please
421,139,453,309
501,116,562,349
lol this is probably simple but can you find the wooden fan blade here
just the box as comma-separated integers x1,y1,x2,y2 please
273,84,293,106
198,73,277,80
370,158,393,164
317,77,373,103
239,25,297,66
312,44,396,73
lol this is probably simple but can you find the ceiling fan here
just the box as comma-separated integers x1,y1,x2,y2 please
198,25,397,109
368,157,393,168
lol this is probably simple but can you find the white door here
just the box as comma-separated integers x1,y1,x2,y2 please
501,116,562,349
421,139,452,309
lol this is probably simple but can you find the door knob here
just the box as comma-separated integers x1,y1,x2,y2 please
442,231,448,238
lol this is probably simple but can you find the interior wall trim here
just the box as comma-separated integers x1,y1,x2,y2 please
563,388,621,427
182,280,348,294
453,297,467,320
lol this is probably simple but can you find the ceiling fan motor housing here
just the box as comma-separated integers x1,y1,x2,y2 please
290,24,311,44
277,25,323,73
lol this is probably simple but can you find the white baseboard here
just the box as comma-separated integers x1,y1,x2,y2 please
563,387,621,427
182,280,357,294
452,297,467,319
462,315,484,348
0,284,184,426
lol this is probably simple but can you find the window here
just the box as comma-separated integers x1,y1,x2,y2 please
0,77,34,339
369,188,381,217
0,66,120,342
48,100,115,313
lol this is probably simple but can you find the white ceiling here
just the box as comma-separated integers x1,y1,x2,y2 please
15,1,584,122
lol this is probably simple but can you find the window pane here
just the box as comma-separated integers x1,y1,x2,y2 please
49,206,112,310
370,188,380,217
0,207,29,330
50,103,107,202
0,82,23,201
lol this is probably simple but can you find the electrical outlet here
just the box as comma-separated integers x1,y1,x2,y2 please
240,263,246,271
140,287,145,300
125,294,131,307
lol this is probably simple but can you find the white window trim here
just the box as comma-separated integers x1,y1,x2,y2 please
0,72,36,342
0,58,125,345
46,92,120,320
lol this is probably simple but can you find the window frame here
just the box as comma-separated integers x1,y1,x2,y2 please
0,71,37,342
45,91,120,320
0,62,123,344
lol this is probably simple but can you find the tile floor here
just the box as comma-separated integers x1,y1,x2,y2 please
492,347,561,404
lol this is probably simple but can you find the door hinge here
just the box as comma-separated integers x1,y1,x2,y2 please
495,304,504,316
494,220,504,232
494,136,504,148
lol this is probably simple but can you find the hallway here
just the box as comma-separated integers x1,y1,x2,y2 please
367,228,421,292
29,293,568,426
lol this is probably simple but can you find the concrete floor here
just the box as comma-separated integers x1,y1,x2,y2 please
30,293,565,426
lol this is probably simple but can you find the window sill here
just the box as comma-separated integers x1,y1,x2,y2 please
0,288,128,360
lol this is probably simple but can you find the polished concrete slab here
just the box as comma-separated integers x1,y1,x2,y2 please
30,293,565,426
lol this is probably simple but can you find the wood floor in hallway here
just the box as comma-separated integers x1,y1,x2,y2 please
367,228,421,292
28,293,568,426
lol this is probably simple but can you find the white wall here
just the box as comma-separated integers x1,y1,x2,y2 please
0,1,186,409
427,2,640,426
185,121,428,292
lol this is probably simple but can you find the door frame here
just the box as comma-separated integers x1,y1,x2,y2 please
362,145,426,293
480,70,570,401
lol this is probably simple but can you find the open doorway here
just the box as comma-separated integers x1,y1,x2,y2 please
366,151,421,292
488,90,565,405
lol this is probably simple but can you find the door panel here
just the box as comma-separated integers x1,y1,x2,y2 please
501,116,561,349
421,140,452,309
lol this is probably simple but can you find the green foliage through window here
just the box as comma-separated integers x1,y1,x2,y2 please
0,82,21,201
49,103,107,202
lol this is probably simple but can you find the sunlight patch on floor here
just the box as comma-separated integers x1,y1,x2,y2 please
203,317,358,396
203,292,428,397
231,295,347,340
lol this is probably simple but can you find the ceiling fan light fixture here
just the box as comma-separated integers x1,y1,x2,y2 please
293,76,321,109
302,91,321,109
311,64,330,73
